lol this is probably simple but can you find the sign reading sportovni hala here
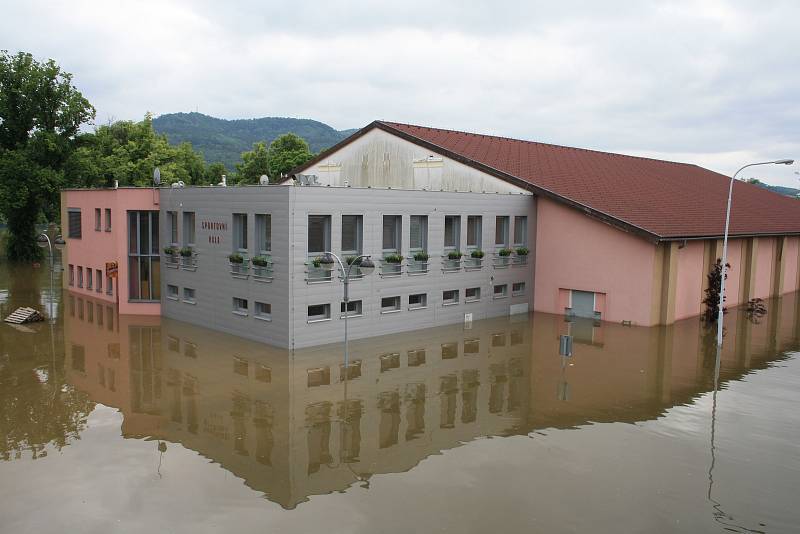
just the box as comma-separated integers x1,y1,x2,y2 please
201,220,227,245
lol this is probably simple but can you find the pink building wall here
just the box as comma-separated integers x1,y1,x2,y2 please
725,239,744,307
753,237,775,299
673,241,705,321
782,237,800,293
533,197,657,325
61,188,160,315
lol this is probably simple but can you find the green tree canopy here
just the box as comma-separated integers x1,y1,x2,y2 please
267,133,313,181
0,50,95,261
234,141,270,184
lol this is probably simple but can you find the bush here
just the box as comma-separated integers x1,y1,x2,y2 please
252,255,270,267
413,251,429,262
447,250,463,260
470,249,485,259
312,257,322,268
384,253,404,263
228,253,244,264
702,258,730,322
515,247,529,256
345,255,361,265
179,246,193,257
163,246,177,255
498,248,513,257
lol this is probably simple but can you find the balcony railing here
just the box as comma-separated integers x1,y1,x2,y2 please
407,260,429,275
441,258,462,272
512,254,529,266
164,254,180,269
463,257,484,271
179,253,198,271
229,260,250,279
492,255,512,269
306,264,332,283
380,261,403,277
252,263,274,282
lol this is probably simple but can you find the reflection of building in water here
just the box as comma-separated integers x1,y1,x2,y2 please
64,293,800,509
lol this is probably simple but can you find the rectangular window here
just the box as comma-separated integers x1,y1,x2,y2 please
512,282,526,295
232,213,248,252
68,265,75,286
491,333,506,347
308,215,331,254
464,339,480,354
513,216,527,245
106,276,113,296
408,349,426,367
380,352,400,372
77,266,83,288
307,366,330,387
87,269,93,290
255,301,272,320
95,208,101,231
340,300,363,318
255,214,271,253
409,215,428,251
233,356,249,376
232,297,248,315
494,284,508,298
495,216,509,247
340,360,362,381
467,216,482,248
167,284,179,300
104,208,112,231
382,215,401,252
444,215,460,250
308,303,331,322
96,269,102,293
442,289,459,305
381,296,401,313
341,215,362,254
409,293,427,310
67,208,81,238
256,364,271,383
465,287,481,302
182,212,195,246
183,287,196,303
441,342,458,360
168,211,178,244
128,211,160,302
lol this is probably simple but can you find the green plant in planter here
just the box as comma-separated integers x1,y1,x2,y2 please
413,251,429,262
384,253,404,263
498,248,513,257
228,253,244,264
179,247,193,257
470,249,485,259
252,255,270,267
515,247,529,256
311,257,322,268
163,246,177,256
447,250,463,260
345,255,361,265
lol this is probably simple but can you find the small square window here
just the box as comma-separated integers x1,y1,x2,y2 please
340,300,363,318
381,296,401,313
168,335,180,352
233,356,249,376
510,330,524,346
409,293,427,310
307,366,331,387
308,303,331,322
491,333,507,347
408,349,426,367
465,287,481,302
464,339,480,354
442,290,459,305
256,364,272,383
441,342,458,360
493,284,508,298
512,282,525,295
184,341,198,359
255,301,272,321
167,285,179,300
233,297,248,315
340,360,362,381
380,352,400,372
183,287,196,303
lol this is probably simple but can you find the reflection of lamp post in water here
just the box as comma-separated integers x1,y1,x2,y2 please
557,335,572,401
36,232,66,323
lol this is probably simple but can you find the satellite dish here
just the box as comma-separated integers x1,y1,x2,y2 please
153,167,161,186
259,175,269,185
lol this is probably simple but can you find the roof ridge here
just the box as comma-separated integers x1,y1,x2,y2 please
378,120,699,169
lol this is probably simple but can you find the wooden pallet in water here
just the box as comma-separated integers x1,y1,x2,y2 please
4,307,44,324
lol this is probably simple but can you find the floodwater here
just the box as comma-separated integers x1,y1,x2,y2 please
1,261,800,534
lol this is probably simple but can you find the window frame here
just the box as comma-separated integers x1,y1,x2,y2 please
467,215,482,249
444,215,461,251
442,289,459,306
493,284,509,299
167,284,179,300
308,215,332,255
182,211,196,246
255,301,272,321
308,303,332,323
340,299,364,318
67,208,82,239
512,282,526,295
255,213,272,254
513,216,527,246
409,215,428,252
380,296,402,314
95,208,101,231
104,208,112,231
495,216,510,247
465,287,481,302
232,297,249,316
232,213,248,253
182,287,196,304
408,293,428,310
382,215,401,253
127,210,161,302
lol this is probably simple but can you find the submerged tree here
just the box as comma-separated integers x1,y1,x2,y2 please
702,258,731,322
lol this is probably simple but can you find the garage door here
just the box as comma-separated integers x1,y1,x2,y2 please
570,290,595,318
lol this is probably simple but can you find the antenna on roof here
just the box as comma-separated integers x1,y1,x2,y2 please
153,167,161,186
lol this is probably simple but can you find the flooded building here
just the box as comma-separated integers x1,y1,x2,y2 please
61,121,800,347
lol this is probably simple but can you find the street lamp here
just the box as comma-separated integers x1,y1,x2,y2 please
321,252,375,369
716,159,794,346
36,232,64,324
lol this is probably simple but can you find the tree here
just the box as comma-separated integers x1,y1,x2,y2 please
0,50,95,261
267,133,313,181
205,162,228,185
702,258,730,322
234,141,270,184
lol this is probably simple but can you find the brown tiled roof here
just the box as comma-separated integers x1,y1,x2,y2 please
293,120,800,240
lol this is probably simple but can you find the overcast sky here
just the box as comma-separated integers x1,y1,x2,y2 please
3,0,799,186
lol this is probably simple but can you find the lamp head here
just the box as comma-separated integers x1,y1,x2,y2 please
320,252,335,265
775,159,794,165
359,256,375,276
36,234,49,249
54,235,66,251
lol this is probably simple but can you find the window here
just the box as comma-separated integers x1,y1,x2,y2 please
106,276,113,296
233,213,248,252
382,215,401,252
255,214,271,254
514,216,527,245
308,303,331,322
494,284,508,298
464,339,480,354
307,366,330,387
381,296,401,313
105,208,112,231
68,265,74,286
408,349,426,366
77,266,83,288
467,216,482,248
168,336,180,352
444,215,460,250
410,215,428,251
308,215,331,254
87,269,93,290
233,356,249,376
95,208,101,231
341,215,362,254
168,211,178,244
128,211,160,301
182,212,195,246
183,287,196,303
495,216,509,247
443,289,459,305
340,360,362,381
232,297,249,315
67,208,81,238
441,342,458,360
96,270,102,293
512,282,526,295
465,287,481,302
167,284,179,300
256,364,271,383
380,352,400,372
409,293,427,310
255,301,272,320
340,300,363,318
491,333,506,347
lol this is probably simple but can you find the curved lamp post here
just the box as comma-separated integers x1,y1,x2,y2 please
37,232,65,324
717,159,793,347
320,252,375,369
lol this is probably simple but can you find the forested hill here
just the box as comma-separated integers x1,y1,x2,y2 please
153,112,356,170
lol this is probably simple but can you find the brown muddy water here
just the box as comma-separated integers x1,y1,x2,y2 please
1,260,800,533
